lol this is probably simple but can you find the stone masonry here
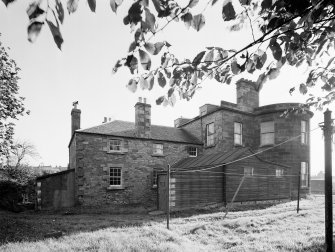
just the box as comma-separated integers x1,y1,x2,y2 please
68,78,313,209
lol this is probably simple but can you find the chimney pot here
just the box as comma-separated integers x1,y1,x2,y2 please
139,97,142,103
143,98,147,104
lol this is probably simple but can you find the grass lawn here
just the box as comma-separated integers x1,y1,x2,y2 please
0,196,331,251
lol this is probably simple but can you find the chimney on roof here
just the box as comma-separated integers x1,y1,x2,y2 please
174,117,191,128
71,101,81,136
102,117,107,123
236,79,259,112
135,97,151,138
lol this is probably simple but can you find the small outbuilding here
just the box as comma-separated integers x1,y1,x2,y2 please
158,148,291,211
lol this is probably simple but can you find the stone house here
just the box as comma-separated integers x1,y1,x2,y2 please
37,78,313,210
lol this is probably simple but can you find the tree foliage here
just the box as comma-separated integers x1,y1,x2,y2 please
2,0,335,109
0,35,28,159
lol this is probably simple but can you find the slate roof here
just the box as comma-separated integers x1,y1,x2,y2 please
172,148,250,169
77,120,202,144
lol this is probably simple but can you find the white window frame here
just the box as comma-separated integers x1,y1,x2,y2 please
244,167,254,176
109,167,123,189
188,146,197,157
153,143,163,155
276,168,284,177
234,122,243,146
301,120,308,144
301,162,309,188
206,122,215,146
260,121,275,146
108,139,122,152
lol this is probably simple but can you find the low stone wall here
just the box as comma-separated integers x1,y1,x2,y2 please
36,169,75,210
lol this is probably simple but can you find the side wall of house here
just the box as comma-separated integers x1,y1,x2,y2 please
180,108,256,154
74,133,195,208
254,105,312,198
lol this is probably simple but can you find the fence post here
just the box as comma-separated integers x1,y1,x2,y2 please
323,109,333,252
297,170,300,213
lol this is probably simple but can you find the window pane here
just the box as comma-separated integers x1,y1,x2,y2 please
207,135,214,146
110,167,122,186
234,122,241,134
110,139,121,151
244,167,253,176
261,133,274,145
153,144,163,154
301,121,306,132
234,134,241,145
261,121,274,133
207,123,214,134
188,147,197,157
301,162,309,187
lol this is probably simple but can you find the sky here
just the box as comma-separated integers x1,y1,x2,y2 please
0,0,333,175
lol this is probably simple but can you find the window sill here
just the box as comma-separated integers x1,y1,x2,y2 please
259,144,274,148
107,151,127,155
189,155,197,158
107,186,125,190
151,185,158,189
151,154,165,157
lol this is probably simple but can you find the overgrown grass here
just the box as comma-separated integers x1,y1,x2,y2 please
0,196,331,251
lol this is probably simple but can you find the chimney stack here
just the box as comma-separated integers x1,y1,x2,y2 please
236,79,259,112
135,97,151,138
71,102,81,136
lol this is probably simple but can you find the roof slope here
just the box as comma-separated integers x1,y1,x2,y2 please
172,148,249,169
172,147,288,170
77,120,201,144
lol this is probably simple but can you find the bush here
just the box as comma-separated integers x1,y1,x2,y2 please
0,179,26,212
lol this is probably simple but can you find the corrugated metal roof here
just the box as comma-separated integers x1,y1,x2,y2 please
77,120,201,144
172,147,250,169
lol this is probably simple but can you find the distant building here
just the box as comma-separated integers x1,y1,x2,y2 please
37,79,313,210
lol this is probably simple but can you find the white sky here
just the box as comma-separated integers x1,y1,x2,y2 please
0,1,333,175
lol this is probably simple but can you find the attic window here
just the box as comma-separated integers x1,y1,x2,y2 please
188,147,197,157
109,139,122,152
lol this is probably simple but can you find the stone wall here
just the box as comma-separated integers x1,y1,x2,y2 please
255,109,312,198
180,108,256,154
73,133,195,208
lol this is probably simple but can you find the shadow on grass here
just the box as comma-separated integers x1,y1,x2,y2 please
0,200,285,245
0,205,166,244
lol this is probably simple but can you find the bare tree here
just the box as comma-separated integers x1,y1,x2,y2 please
5,140,39,168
